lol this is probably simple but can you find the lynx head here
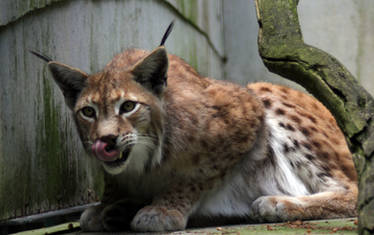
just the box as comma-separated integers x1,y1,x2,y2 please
32,22,174,175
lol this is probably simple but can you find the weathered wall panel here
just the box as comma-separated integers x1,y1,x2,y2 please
165,0,224,57
222,0,300,89
0,0,64,26
223,0,374,95
0,0,224,220
298,0,374,95
0,3,104,219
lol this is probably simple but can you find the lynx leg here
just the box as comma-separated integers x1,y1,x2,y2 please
130,179,217,232
100,199,145,231
80,204,106,231
131,205,187,232
250,190,357,222
80,199,145,232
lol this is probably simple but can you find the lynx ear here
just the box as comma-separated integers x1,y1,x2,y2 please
30,50,88,109
48,62,88,109
131,47,168,96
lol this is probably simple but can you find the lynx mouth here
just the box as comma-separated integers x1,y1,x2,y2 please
103,148,132,168
91,139,133,169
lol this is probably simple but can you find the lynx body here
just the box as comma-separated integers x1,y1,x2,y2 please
35,25,357,232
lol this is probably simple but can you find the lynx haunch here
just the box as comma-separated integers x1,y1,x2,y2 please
33,23,357,232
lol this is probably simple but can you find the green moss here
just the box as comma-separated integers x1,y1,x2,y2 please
175,0,185,15
257,0,373,142
175,0,199,25
36,75,65,199
188,41,198,71
0,0,104,220
264,59,348,128
260,31,367,139
359,196,374,231
34,73,99,209
32,66,81,211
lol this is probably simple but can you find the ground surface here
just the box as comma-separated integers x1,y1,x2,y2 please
14,218,358,235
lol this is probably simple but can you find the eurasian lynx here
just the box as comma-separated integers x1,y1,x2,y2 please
32,22,357,232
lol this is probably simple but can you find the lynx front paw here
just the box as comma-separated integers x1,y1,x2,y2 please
80,205,105,232
250,196,302,222
131,206,187,232
80,199,143,232
100,199,143,231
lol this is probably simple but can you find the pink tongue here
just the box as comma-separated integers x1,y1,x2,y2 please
91,140,120,162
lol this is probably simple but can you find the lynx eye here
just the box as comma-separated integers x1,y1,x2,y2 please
81,106,96,119
120,101,137,114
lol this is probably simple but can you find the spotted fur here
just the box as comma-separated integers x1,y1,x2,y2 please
40,43,357,232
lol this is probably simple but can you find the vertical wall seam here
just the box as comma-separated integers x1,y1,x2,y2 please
160,0,225,61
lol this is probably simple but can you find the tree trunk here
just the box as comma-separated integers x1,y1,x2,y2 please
254,0,374,234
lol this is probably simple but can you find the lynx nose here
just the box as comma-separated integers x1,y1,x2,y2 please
92,135,120,162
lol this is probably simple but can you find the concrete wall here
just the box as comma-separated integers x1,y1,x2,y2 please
0,0,224,220
223,0,374,95
298,0,374,94
223,0,303,89
0,0,373,220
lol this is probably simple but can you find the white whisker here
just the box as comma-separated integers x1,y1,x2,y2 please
84,141,94,145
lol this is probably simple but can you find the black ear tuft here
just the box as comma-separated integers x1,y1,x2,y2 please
160,21,174,46
30,50,53,62
48,62,88,109
30,50,88,109
131,47,168,96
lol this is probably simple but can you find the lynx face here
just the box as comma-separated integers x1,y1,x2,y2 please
76,77,163,175
46,48,168,175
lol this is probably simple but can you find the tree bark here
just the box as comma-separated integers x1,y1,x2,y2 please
254,0,374,234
